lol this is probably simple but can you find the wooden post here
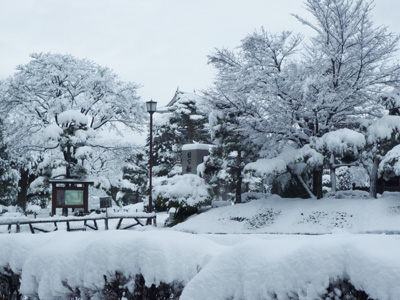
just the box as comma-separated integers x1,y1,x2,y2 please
51,182,57,216
84,183,89,214
105,218,109,230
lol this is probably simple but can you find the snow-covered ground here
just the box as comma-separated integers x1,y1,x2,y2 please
174,191,400,235
1,192,400,299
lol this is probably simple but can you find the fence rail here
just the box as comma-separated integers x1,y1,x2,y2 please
0,213,157,234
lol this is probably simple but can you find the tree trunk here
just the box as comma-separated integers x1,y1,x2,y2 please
312,167,323,199
235,168,242,204
64,146,78,178
330,167,336,193
296,173,316,199
235,150,242,204
17,168,29,212
369,157,379,198
330,153,336,193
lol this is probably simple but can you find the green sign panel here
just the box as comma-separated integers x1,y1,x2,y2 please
65,190,84,205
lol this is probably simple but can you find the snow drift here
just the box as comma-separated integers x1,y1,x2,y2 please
0,230,400,299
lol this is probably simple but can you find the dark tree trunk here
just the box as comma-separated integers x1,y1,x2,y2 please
64,146,78,178
188,121,194,142
235,169,242,204
330,153,337,193
17,168,30,212
235,150,242,204
312,167,323,199
369,157,379,198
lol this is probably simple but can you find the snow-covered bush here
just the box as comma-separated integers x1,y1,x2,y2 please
153,174,211,223
153,174,211,209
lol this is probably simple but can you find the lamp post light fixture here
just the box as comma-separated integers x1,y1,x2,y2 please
146,100,157,215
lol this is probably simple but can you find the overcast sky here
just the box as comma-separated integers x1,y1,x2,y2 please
1,0,399,107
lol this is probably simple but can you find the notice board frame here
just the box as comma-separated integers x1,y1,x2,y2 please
49,179,94,216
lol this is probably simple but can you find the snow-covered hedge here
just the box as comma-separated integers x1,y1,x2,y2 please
0,231,399,299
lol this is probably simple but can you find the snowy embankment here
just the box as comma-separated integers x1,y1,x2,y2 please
174,192,400,234
0,231,400,299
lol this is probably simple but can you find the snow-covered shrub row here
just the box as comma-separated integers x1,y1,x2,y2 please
0,230,399,299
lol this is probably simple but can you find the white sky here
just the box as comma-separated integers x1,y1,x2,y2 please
0,0,399,107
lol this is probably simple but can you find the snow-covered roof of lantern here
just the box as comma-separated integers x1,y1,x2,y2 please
182,144,213,151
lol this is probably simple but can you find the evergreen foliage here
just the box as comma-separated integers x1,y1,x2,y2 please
202,108,261,203
0,118,18,205
121,149,148,205
151,90,209,178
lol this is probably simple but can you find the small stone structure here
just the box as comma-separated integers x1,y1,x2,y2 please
182,144,212,174
100,196,112,209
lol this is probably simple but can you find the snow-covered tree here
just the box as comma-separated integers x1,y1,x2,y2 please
1,53,145,210
151,113,183,178
364,115,400,197
207,0,400,198
202,108,261,203
151,90,209,178
169,89,210,143
120,148,148,205
0,118,18,205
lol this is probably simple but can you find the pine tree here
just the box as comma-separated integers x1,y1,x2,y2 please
151,90,210,178
203,108,261,203
121,149,148,205
0,118,18,205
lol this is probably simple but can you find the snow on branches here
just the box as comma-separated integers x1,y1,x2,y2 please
2,53,145,180
245,145,323,177
379,145,400,180
313,129,365,157
366,115,400,145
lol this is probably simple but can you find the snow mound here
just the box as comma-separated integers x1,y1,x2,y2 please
0,231,399,299
181,234,400,300
174,195,400,234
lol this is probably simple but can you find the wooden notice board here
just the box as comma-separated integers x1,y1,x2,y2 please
49,179,94,216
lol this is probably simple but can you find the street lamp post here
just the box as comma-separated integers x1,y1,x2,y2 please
146,100,157,215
